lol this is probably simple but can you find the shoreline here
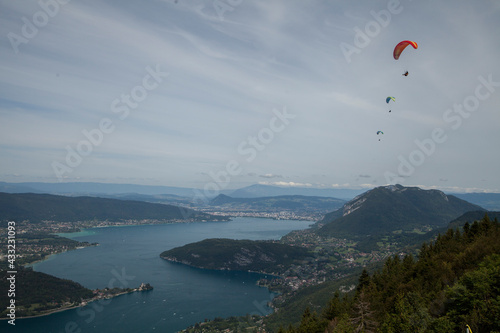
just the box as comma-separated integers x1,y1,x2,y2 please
160,255,284,280
160,256,285,295
24,243,99,268
6,217,297,326
53,218,232,235
22,244,95,268
1,303,83,321
24,219,232,268
0,288,150,321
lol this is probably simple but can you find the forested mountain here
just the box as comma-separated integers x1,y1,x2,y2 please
317,185,484,238
0,266,93,318
446,210,500,230
160,238,311,274
228,184,364,200
0,192,223,222
277,215,500,333
0,181,197,196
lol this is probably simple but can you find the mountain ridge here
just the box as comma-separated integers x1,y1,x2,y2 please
317,184,485,238
2,181,499,206
228,184,365,200
0,192,225,223
0,182,366,200
209,194,345,214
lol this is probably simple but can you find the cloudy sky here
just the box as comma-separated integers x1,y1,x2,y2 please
1,0,499,192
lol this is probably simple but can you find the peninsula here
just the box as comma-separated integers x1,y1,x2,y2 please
0,265,153,320
160,238,312,276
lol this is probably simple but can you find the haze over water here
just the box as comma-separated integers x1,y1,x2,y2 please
4,218,312,333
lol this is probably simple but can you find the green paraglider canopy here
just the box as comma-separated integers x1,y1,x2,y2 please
386,97,395,104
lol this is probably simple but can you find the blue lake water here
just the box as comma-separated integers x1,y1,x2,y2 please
3,218,312,333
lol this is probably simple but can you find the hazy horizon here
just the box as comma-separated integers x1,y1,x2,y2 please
2,180,498,195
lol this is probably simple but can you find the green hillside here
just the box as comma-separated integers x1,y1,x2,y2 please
317,185,484,238
0,266,93,318
276,215,500,333
446,210,500,230
160,238,312,274
0,192,224,223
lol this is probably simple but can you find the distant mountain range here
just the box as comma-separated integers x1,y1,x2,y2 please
0,182,366,200
317,184,485,238
227,184,365,200
452,192,500,210
209,194,345,214
1,181,499,210
0,192,223,223
0,181,197,196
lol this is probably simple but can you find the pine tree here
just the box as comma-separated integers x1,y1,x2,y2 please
322,291,343,321
297,307,323,333
356,269,371,293
325,313,354,333
351,290,378,333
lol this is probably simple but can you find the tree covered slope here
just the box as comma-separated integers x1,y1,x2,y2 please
0,192,221,222
277,214,500,333
317,185,484,238
160,238,312,274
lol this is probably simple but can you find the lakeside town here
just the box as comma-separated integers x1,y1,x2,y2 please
197,210,323,221
0,207,402,327
0,207,401,284
0,204,326,267
0,218,217,266
251,227,402,305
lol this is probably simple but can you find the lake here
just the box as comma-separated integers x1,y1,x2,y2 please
4,218,312,333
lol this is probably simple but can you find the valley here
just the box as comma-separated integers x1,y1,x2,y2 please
1,183,499,332
157,185,500,331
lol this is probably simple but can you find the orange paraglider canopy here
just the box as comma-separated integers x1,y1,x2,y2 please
393,40,418,60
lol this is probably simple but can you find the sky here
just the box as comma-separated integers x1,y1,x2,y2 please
0,0,499,193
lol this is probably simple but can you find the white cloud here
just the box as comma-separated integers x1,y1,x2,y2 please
259,181,312,188
259,174,282,179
